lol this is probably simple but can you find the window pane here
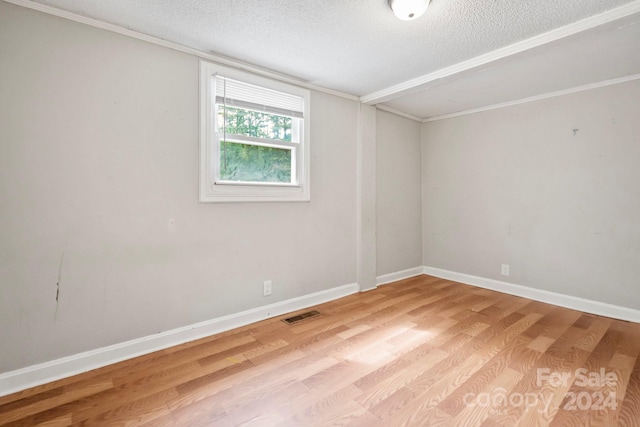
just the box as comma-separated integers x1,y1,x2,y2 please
220,141,292,183
217,106,294,142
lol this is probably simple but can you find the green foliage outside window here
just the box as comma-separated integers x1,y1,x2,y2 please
218,106,295,183
220,141,291,183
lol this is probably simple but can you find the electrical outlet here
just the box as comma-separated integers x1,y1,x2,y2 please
501,264,510,276
263,280,272,296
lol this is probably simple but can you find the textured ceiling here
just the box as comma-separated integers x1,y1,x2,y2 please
384,12,640,119
19,0,640,118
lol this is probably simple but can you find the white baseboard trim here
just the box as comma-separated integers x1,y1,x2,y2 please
423,266,640,324
376,266,424,286
0,282,359,397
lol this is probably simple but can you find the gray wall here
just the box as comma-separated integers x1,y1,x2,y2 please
422,79,640,309
0,3,359,372
376,110,423,276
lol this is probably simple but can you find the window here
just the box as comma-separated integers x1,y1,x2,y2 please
200,61,310,202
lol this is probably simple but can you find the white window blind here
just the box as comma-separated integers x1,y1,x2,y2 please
215,76,305,118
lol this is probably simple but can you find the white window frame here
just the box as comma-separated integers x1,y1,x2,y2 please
199,61,311,202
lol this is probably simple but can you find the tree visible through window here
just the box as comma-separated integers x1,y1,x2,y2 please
220,107,292,141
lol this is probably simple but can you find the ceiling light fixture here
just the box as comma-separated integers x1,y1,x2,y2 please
389,0,430,21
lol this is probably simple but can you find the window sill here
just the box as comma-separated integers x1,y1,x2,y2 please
214,180,300,188
200,182,310,203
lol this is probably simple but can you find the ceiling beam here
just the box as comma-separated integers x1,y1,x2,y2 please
360,0,640,105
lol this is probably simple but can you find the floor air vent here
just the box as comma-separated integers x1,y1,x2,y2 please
282,310,321,324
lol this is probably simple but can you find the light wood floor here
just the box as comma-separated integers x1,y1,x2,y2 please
2,275,640,426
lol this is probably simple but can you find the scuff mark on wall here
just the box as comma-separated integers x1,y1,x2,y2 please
54,253,64,321
572,128,580,136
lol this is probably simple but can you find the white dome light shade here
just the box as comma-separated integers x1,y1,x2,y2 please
388,0,430,21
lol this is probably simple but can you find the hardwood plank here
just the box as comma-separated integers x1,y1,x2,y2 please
449,367,523,427
617,355,640,427
74,388,175,426
33,414,72,427
437,337,534,417
0,378,112,425
355,347,449,410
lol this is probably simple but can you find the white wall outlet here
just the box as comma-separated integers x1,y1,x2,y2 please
263,280,272,296
501,264,510,276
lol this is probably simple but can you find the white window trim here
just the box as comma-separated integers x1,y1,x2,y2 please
199,61,311,203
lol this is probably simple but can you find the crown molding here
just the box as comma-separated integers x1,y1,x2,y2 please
2,0,359,102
